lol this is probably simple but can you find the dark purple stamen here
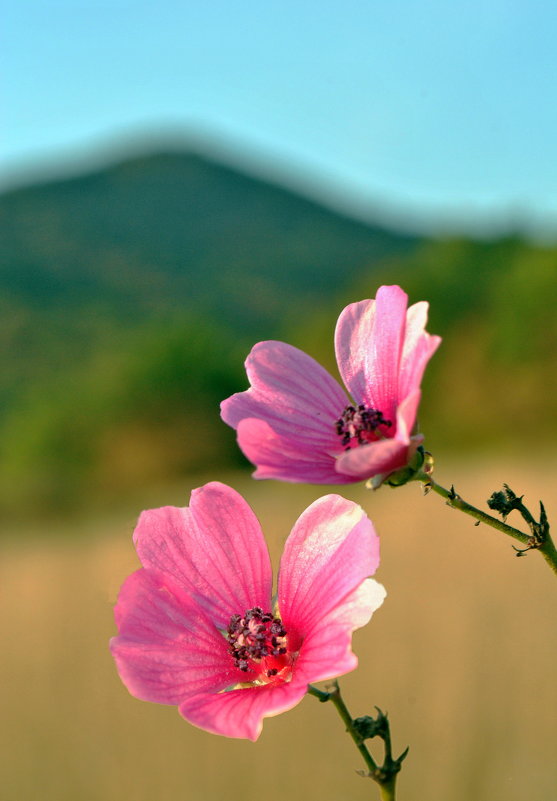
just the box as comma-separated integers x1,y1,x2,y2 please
335,404,392,449
227,607,288,672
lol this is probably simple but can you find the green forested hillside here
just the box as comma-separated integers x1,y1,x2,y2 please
1,148,556,520
0,150,415,517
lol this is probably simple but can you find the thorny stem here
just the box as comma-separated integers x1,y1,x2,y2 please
413,471,557,577
307,681,406,801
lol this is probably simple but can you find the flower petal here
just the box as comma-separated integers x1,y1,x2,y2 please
277,495,380,642
220,340,348,450
396,388,422,440
133,483,273,628
334,437,409,479
399,301,442,400
295,579,386,683
334,298,376,404
335,286,409,419
236,418,357,484
365,285,409,419
110,569,243,704
178,676,309,741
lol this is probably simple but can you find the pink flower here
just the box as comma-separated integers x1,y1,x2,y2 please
110,482,385,741
221,285,441,484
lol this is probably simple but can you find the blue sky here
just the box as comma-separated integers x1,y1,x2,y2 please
4,0,557,233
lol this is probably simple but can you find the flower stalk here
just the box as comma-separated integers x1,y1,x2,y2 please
412,469,557,577
308,681,407,800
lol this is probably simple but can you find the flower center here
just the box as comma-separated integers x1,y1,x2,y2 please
227,607,289,681
335,404,392,449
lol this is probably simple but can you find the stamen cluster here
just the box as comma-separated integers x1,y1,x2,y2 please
336,405,392,449
227,607,287,676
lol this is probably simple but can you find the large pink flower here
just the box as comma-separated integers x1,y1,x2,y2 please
110,482,385,741
221,284,441,484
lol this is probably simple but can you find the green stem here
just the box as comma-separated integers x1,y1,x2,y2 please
413,472,557,577
308,682,399,801
539,534,557,576
378,779,397,801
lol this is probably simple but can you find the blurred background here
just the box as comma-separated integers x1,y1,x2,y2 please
2,2,556,800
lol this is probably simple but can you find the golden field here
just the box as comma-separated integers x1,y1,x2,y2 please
2,460,556,801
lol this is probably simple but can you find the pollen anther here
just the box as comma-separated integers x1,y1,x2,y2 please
227,607,288,673
336,404,392,449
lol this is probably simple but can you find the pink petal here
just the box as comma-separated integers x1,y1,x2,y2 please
277,495,380,642
320,577,387,631
220,340,348,450
110,569,243,705
334,436,409,479
365,285,409,419
178,675,309,741
334,298,376,404
399,301,442,400
236,418,357,484
133,483,272,628
335,286,409,418
396,389,422,440
295,579,387,684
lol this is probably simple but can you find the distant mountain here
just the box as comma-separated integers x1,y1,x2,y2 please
0,149,418,517
0,149,416,330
